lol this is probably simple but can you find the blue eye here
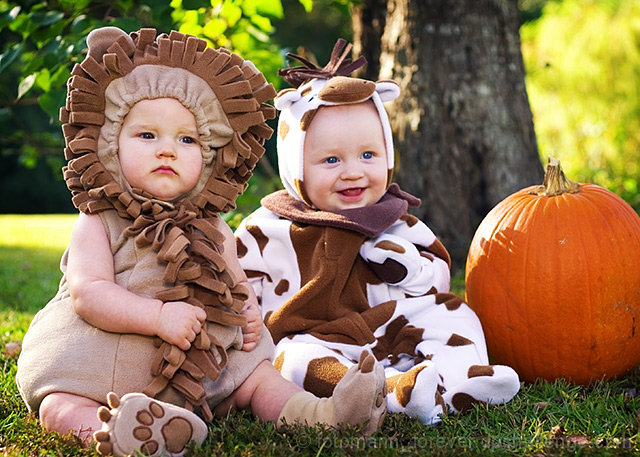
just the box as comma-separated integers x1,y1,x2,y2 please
140,132,154,139
181,136,197,144
325,156,338,164
362,151,373,159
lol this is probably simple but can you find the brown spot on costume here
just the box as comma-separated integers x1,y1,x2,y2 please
303,356,349,397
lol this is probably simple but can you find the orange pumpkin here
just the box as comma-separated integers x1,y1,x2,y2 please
465,158,640,384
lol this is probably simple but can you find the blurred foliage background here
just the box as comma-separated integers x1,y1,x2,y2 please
1,0,639,216
521,0,640,210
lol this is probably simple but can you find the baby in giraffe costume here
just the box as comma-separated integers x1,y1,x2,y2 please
234,39,521,424
16,28,388,457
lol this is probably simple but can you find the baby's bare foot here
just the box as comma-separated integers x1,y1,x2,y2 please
94,392,207,457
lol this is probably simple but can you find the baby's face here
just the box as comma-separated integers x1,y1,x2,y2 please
302,101,388,211
118,98,203,201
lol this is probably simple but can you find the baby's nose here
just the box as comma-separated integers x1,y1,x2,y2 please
157,142,177,158
341,162,364,179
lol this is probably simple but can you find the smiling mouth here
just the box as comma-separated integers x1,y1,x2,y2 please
338,187,365,197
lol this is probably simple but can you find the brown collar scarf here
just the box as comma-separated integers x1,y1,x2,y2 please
261,183,421,237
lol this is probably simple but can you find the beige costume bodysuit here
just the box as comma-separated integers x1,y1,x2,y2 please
16,26,278,421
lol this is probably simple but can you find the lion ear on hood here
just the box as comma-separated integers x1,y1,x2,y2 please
86,26,133,64
375,80,401,102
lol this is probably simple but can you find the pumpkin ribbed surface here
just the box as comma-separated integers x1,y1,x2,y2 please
465,159,640,384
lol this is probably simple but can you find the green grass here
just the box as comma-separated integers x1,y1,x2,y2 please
1,215,639,456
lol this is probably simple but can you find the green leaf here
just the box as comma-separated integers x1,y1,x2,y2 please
8,13,35,37
109,17,142,32
29,10,64,26
70,15,92,35
38,89,66,121
182,0,210,10
246,22,270,42
19,144,39,168
254,0,284,18
249,14,272,33
116,0,135,12
230,31,251,51
50,65,71,88
22,53,45,75
146,0,175,30
203,18,227,39
221,1,242,27
40,36,62,55
17,73,36,99
60,0,91,9
35,68,51,92
0,43,23,74
0,5,21,27
179,14,204,37
298,0,312,13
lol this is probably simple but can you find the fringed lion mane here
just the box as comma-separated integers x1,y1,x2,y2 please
59,27,277,420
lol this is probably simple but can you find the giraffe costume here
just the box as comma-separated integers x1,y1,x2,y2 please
234,39,521,424
16,29,387,457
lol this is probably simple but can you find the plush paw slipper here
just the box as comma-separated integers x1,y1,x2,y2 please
277,351,387,436
94,392,208,457
332,351,388,435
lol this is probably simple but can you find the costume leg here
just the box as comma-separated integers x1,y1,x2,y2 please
273,340,357,397
385,361,444,424
408,293,520,413
274,339,445,425
93,392,207,457
440,364,521,413
277,351,387,436
378,293,519,414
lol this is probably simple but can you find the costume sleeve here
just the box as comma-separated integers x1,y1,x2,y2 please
234,214,269,307
359,214,451,295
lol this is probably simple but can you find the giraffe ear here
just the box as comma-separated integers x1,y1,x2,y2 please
375,80,400,102
275,88,301,110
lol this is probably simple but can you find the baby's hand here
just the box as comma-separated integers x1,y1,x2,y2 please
359,234,423,285
156,301,207,351
241,301,262,352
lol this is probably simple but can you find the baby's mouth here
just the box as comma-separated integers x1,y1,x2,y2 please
338,187,365,197
153,166,176,175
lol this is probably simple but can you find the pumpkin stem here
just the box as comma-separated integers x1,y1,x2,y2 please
531,157,580,197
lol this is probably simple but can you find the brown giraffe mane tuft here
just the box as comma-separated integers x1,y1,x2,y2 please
278,38,367,88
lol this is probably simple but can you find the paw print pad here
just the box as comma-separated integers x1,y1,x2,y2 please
94,392,208,457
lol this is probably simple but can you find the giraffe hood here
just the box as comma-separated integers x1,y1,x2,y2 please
274,39,400,207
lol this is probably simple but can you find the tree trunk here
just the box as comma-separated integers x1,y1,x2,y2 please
352,0,387,80
353,0,543,272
